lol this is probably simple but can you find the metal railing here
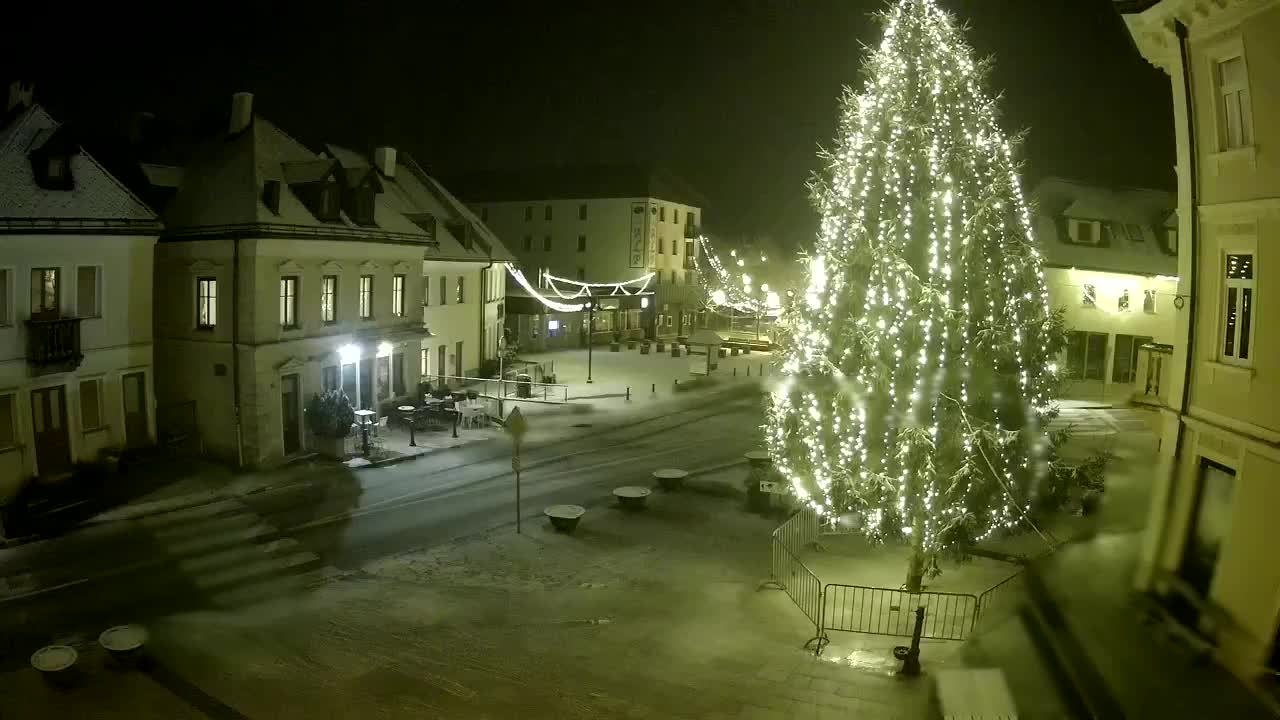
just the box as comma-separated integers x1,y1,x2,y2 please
822,584,979,642
766,509,826,650
428,373,569,404
974,568,1026,631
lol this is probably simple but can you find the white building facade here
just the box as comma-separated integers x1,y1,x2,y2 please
460,168,705,350
1031,177,1179,403
1120,0,1280,688
0,93,161,498
152,94,510,468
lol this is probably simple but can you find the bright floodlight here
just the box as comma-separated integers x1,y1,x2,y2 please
641,297,650,308
377,341,393,356
711,289,727,305
766,291,781,309
338,344,360,364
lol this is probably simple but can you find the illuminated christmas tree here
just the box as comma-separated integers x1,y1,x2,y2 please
767,0,1064,591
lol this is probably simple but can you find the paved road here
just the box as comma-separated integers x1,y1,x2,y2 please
0,390,766,670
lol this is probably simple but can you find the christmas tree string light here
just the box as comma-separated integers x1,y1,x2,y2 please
766,0,1059,590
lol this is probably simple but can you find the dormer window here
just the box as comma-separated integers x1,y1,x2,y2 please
351,188,376,226
31,151,74,190
318,184,341,221
1067,219,1105,247
47,156,68,182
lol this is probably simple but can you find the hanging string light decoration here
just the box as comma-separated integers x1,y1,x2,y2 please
543,272,654,300
765,0,1062,591
694,236,782,316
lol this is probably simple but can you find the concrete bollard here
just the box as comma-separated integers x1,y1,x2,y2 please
626,386,631,401
747,365,751,377
651,383,656,394
733,367,737,377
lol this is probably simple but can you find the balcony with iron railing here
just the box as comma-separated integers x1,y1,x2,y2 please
25,315,83,375
684,224,701,239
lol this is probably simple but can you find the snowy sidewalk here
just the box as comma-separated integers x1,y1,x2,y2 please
9,468,939,719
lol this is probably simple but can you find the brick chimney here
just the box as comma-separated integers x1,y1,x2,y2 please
229,92,254,135
374,147,396,178
7,81,34,113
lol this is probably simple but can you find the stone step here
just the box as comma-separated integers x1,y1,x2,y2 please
139,500,243,529
152,511,259,541
166,524,278,556
178,538,304,575
194,551,321,590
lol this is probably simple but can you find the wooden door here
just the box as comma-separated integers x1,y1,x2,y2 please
122,372,149,449
358,359,374,410
31,385,71,476
280,373,301,455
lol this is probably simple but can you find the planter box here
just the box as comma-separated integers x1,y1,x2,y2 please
310,434,346,459
640,343,651,355
545,504,585,533
627,339,637,349
610,342,621,352
670,345,682,358
656,341,666,352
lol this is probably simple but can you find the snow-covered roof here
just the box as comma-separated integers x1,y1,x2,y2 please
161,117,426,240
1030,177,1176,277
0,104,160,229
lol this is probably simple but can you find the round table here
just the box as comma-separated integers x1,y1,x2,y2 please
100,624,148,663
545,504,586,533
31,645,77,687
652,468,688,491
398,405,417,446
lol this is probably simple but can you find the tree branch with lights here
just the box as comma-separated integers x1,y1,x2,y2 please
766,0,1099,592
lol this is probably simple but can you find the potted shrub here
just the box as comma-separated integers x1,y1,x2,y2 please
640,339,651,355
610,331,622,352
306,390,355,459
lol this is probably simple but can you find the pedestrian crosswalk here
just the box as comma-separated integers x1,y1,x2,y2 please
140,497,332,608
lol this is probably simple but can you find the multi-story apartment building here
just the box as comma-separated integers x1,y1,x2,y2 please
0,84,161,496
1119,0,1280,686
455,166,705,350
1030,177,1179,402
151,93,510,468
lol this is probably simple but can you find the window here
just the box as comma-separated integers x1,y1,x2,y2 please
1165,229,1179,255
544,205,553,221
480,207,489,221
673,208,679,225
578,204,587,220
1144,289,1157,314
1125,224,1144,242
0,393,14,449
31,267,59,316
1112,334,1153,383
359,275,374,319
1221,253,1254,364
377,356,390,400
319,184,341,221
0,268,10,325
577,267,585,281
684,240,695,267
322,365,340,392
423,277,430,307
543,236,552,251
76,266,100,318
439,275,447,305
1065,330,1108,381
1069,219,1102,246
392,274,406,317
659,206,666,222
47,155,69,183
577,235,587,252
1117,289,1131,313
1082,284,1096,307
196,277,217,328
658,239,664,254
671,270,679,285
279,276,299,328
688,212,697,227
456,276,465,304
322,275,337,323
523,235,533,251
1216,56,1253,150
524,206,533,221
671,240,678,255
420,348,429,376
80,378,104,430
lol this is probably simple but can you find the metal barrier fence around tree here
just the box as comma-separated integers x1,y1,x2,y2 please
765,508,1028,653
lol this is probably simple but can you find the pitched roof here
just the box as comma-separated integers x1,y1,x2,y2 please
446,164,707,208
0,104,160,228
1030,177,1177,276
161,117,426,239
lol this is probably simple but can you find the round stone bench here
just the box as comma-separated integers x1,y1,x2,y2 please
613,486,651,510
545,504,585,533
652,468,688,491
100,624,148,665
31,645,78,688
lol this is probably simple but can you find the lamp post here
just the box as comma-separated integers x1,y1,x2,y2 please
586,292,595,384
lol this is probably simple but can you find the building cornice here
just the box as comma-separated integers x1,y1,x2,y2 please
0,217,163,235
160,222,439,249
1198,196,1280,220
1119,0,1278,75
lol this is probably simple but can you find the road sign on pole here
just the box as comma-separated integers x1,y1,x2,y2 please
506,407,529,533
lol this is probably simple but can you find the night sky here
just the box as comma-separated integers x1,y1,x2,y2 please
12,0,1172,246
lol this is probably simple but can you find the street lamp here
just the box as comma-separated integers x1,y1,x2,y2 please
585,296,595,384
